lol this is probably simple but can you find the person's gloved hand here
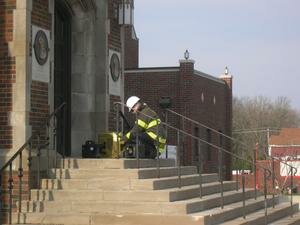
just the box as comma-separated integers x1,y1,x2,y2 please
116,132,126,143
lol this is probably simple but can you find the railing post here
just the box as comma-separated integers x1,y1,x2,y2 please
116,104,120,158
46,118,50,174
264,169,268,225
177,130,181,189
28,141,32,201
37,134,41,189
53,115,57,175
236,165,239,191
253,146,257,200
62,104,66,167
272,157,275,208
18,152,23,216
135,113,140,169
219,133,224,209
8,163,13,225
290,166,294,217
156,124,160,179
242,170,246,219
198,139,202,198
181,117,185,165
165,110,168,159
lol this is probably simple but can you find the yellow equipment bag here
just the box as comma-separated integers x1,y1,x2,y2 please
98,132,123,158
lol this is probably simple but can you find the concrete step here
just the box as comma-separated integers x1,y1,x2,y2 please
183,189,260,213
20,189,257,214
269,211,300,225
30,189,169,202
13,213,91,225
221,202,299,225
14,203,299,225
30,181,237,202
58,158,175,169
49,166,198,179
13,212,205,225
168,181,237,201
133,173,219,190
20,200,182,215
190,195,280,225
41,173,219,190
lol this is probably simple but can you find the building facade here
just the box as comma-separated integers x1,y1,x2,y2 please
0,0,130,163
1,0,233,179
269,128,300,159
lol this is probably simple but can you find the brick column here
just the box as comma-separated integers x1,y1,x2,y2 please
220,67,233,180
179,58,194,165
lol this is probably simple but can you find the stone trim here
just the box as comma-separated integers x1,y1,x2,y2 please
194,70,225,84
10,0,32,152
125,68,180,73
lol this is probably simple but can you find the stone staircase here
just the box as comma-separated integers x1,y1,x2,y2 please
12,158,300,225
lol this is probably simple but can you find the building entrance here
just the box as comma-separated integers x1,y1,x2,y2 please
54,1,71,156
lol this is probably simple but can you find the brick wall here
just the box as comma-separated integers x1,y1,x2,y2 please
271,146,300,158
124,26,138,69
125,63,232,174
124,68,180,154
189,73,231,175
108,0,121,52
0,0,16,150
31,0,51,30
30,81,49,146
109,95,121,131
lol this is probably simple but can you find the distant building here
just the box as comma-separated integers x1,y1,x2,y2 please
269,128,300,159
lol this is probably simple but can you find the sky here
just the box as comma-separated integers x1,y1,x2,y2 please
134,0,300,110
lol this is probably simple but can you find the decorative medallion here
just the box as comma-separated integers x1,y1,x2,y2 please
33,30,49,65
110,53,121,82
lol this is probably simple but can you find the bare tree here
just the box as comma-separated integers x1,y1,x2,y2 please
232,96,300,169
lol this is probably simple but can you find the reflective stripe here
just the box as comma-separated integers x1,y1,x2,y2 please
159,147,165,153
159,137,166,144
137,119,148,129
147,119,161,129
126,132,131,139
147,131,157,140
146,131,166,144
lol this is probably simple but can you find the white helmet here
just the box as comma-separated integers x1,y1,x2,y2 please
126,96,140,112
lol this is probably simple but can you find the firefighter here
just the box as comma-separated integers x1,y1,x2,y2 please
124,96,166,158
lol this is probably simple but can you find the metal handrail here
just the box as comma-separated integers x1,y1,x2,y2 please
166,108,298,174
114,101,286,223
0,102,66,172
166,108,298,179
114,102,273,173
166,107,296,219
0,102,66,224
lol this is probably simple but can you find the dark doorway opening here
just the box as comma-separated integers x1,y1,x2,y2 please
54,1,71,156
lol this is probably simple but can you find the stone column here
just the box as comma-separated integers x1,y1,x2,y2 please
94,0,109,136
10,0,32,159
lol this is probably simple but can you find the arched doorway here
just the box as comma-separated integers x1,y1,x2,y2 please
54,1,71,156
